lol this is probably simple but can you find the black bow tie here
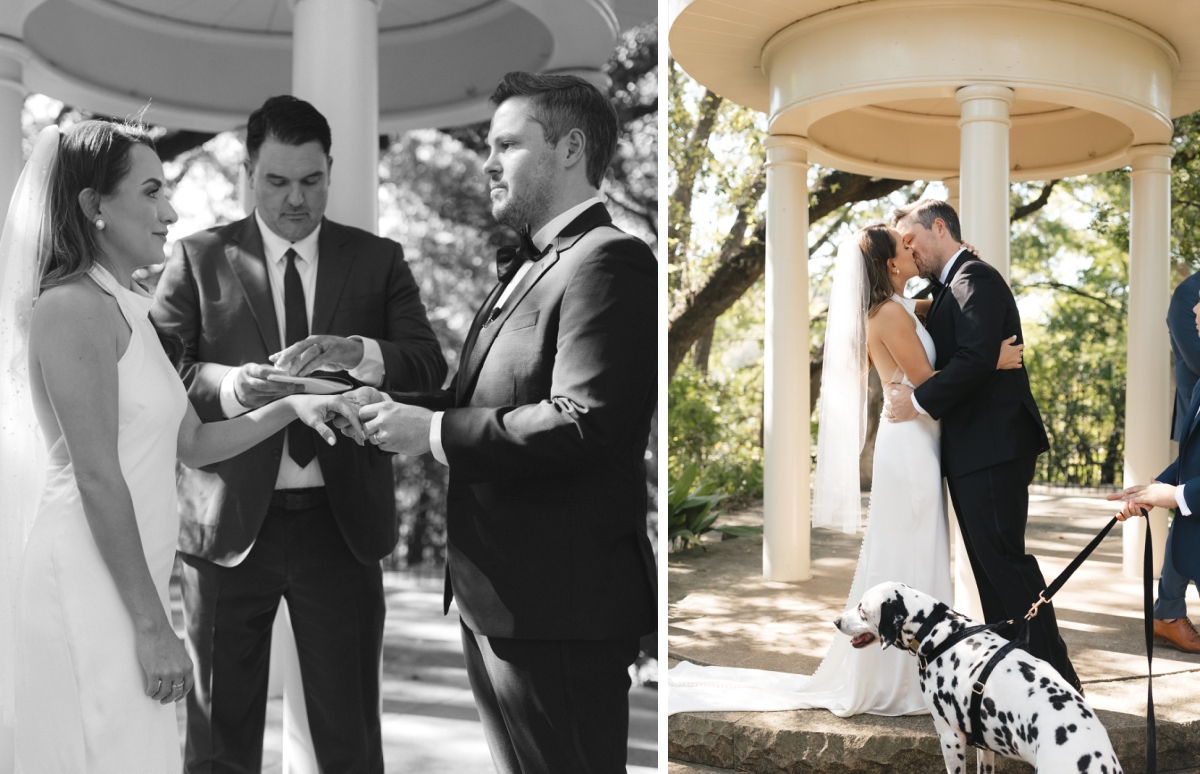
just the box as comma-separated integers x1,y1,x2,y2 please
495,226,549,284
927,276,945,294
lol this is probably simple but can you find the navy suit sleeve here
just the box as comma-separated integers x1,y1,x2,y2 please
912,261,1008,420
439,240,656,483
1170,274,1200,379
1159,458,1181,487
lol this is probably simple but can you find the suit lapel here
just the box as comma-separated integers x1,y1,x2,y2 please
455,281,507,406
311,220,352,336
455,203,614,405
225,217,281,354
460,251,559,385
927,251,972,323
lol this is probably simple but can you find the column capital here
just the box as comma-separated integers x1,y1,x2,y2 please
764,135,811,168
1128,143,1175,172
956,85,1014,128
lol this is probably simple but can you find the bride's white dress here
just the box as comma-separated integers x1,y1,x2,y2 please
668,294,952,717
15,265,187,772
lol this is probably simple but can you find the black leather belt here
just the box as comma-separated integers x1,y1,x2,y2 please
270,487,328,511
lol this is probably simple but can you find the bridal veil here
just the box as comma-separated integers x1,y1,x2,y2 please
0,125,59,768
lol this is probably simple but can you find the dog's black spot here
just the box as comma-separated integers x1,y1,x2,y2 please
1077,753,1093,771
1055,723,1077,745
1040,676,1051,688
983,697,997,717
878,593,910,647
1017,661,1037,683
1048,688,1072,711
937,675,944,688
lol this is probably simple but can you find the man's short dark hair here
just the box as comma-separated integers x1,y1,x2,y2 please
890,199,962,243
246,95,332,164
490,71,619,189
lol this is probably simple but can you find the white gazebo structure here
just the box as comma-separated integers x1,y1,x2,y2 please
670,0,1199,588
0,0,654,229
0,1,652,769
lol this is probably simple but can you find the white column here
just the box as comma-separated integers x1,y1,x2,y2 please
291,0,380,233
762,135,811,582
0,50,26,230
956,85,1013,281
943,176,960,215
1124,144,1174,579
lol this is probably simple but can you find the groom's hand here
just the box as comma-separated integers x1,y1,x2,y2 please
329,387,386,443
359,401,433,456
883,382,919,423
271,335,365,377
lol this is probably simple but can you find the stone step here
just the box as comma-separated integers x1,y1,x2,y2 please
669,671,1200,774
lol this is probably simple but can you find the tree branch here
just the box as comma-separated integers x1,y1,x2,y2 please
1019,280,1121,310
667,170,909,378
1012,180,1059,222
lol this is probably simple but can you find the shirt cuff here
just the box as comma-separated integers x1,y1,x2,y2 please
219,366,252,418
910,393,929,416
347,336,384,386
1176,483,1191,516
430,411,448,466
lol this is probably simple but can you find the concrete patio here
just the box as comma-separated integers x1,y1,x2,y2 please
668,487,1200,773
168,568,658,773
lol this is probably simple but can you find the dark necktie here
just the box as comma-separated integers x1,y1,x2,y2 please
485,226,547,329
284,248,316,468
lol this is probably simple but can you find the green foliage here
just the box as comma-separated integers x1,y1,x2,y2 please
668,464,760,550
667,290,766,499
1010,177,1128,485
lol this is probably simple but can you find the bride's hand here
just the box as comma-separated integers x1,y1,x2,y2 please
997,335,1024,370
289,394,363,445
136,623,194,704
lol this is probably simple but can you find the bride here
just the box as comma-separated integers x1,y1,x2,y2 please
667,221,1023,717
0,122,361,772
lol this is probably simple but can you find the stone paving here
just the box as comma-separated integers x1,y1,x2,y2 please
668,488,1200,773
168,569,658,773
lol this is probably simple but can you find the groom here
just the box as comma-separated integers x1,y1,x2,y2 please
278,71,658,773
883,200,1080,691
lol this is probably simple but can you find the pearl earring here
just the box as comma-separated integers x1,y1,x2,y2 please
94,218,105,230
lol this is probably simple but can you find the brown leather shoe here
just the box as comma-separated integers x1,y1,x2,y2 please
1153,617,1200,653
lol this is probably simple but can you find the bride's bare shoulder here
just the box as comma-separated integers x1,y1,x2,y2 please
31,277,115,342
868,298,907,325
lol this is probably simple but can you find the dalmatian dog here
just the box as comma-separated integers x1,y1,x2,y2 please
835,581,1121,774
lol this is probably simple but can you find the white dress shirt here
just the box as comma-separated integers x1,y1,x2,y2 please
218,210,386,488
911,246,967,416
427,196,605,465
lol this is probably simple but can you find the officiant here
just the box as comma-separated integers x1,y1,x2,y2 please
151,95,445,774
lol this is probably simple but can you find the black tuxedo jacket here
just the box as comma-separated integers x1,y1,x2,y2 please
394,203,657,641
151,215,446,565
912,251,1048,477
1158,378,1200,581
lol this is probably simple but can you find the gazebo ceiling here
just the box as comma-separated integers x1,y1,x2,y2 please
5,0,652,132
669,0,1200,181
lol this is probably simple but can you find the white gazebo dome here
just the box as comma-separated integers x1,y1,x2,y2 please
0,0,652,231
670,0,1198,182
14,0,651,133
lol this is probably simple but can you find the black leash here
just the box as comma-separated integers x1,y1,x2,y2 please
1141,512,1156,774
910,514,1155,766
